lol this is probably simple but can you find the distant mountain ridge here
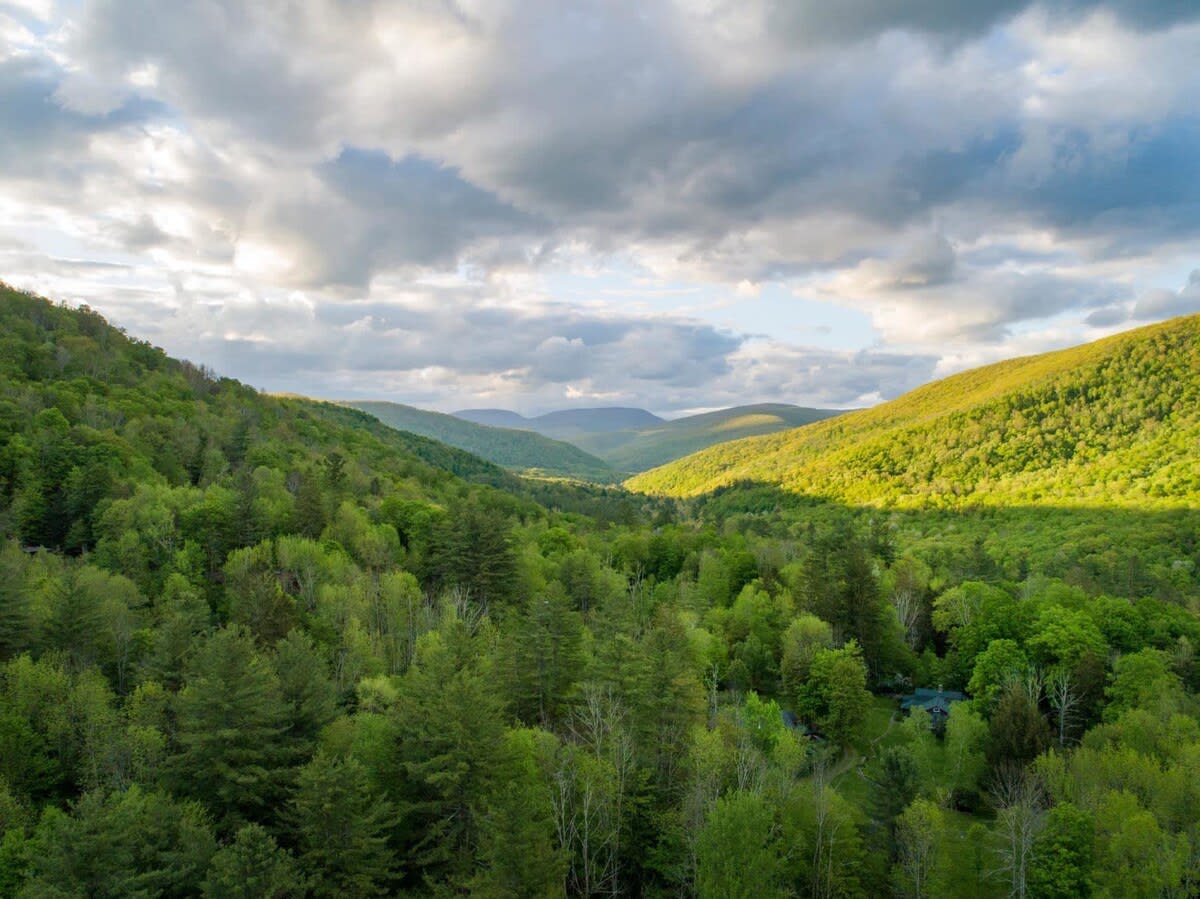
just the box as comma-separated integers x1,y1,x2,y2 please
342,401,617,482
628,314,1200,509
455,403,841,473
454,406,664,436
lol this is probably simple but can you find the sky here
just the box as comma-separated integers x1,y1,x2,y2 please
1,0,1199,416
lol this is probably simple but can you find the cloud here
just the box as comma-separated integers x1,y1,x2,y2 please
1132,270,1200,320
0,0,1197,413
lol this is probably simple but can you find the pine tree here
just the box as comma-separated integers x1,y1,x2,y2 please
0,542,31,660
389,625,506,883
470,728,566,898
287,752,397,898
203,824,304,899
502,585,584,727
171,626,293,827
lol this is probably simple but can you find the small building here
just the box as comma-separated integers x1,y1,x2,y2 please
900,686,966,731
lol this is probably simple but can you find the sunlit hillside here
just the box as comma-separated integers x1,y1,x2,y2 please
629,316,1200,508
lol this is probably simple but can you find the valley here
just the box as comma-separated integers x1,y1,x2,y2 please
1,284,1198,897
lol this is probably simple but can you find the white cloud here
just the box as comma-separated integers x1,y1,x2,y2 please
0,0,1196,413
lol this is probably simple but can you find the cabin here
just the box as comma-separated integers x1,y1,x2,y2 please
900,686,966,731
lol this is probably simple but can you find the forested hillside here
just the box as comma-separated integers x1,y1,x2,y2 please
598,403,841,473
342,400,616,482
457,402,842,474
630,315,1200,507
2,286,1200,897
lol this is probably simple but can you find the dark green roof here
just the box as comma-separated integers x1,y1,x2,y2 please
900,688,966,714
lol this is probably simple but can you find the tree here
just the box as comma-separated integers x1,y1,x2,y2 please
502,585,585,728
696,791,783,899
388,626,506,883
1105,649,1183,718
223,542,296,645
991,766,1045,899
37,564,108,671
1028,802,1094,899
0,543,31,660
471,728,566,898
203,824,304,899
797,641,872,748
884,557,932,651
171,626,293,827
1092,790,1185,898
288,752,397,898
1045,668,1081,748
141,573,210,690
272,629,338,754
968,639,1028,710
423,500,519,609
894,798,944,898
780,613,833,705
944,703,988,801
873,746,922,849
1028,606,1107,672
20,786,215,897
987,683,1051,769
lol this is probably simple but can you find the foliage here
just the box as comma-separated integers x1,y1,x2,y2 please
1,288,1199,897
345,400,618,482
629,314,1200,509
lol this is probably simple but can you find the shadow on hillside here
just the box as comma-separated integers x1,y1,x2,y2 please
684,480,1200,600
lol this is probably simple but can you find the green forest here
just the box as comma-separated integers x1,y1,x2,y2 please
2,284,1200,897
629,314,1200,509
342,402,618,483
580,404,841,475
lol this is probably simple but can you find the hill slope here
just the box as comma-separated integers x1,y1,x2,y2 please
457,403,841,473
596,403,841,472
0,283,576,555
454,406,664,438
451,408,531,429
629,316,1200,509
342,401,616,481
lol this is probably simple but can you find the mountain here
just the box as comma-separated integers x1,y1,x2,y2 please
593,403,842,473
628,315,1200,509
533,407,664,435
455,403,840,473
454,405,664,438
453,408,531,429
342,400,616,482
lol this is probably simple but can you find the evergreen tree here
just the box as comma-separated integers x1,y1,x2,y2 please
470,728,566,897
272,629,338,754
202,824,304,899
0,543,31,660
171,626,293,827
987,684,1051,769
20,786,215,897
388,625,506,883
287,752,397,898
503,585,585,727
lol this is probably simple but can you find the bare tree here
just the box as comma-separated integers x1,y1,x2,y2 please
896,799,943,899
552,750,618,896
569,686,635,897
990,765,1045,899
1044,668,1079,748
891,585,924,650
810,759,851,899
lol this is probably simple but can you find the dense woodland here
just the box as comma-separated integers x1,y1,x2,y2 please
1,286,1200,897
343,402,618,483
629,314,1200,509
